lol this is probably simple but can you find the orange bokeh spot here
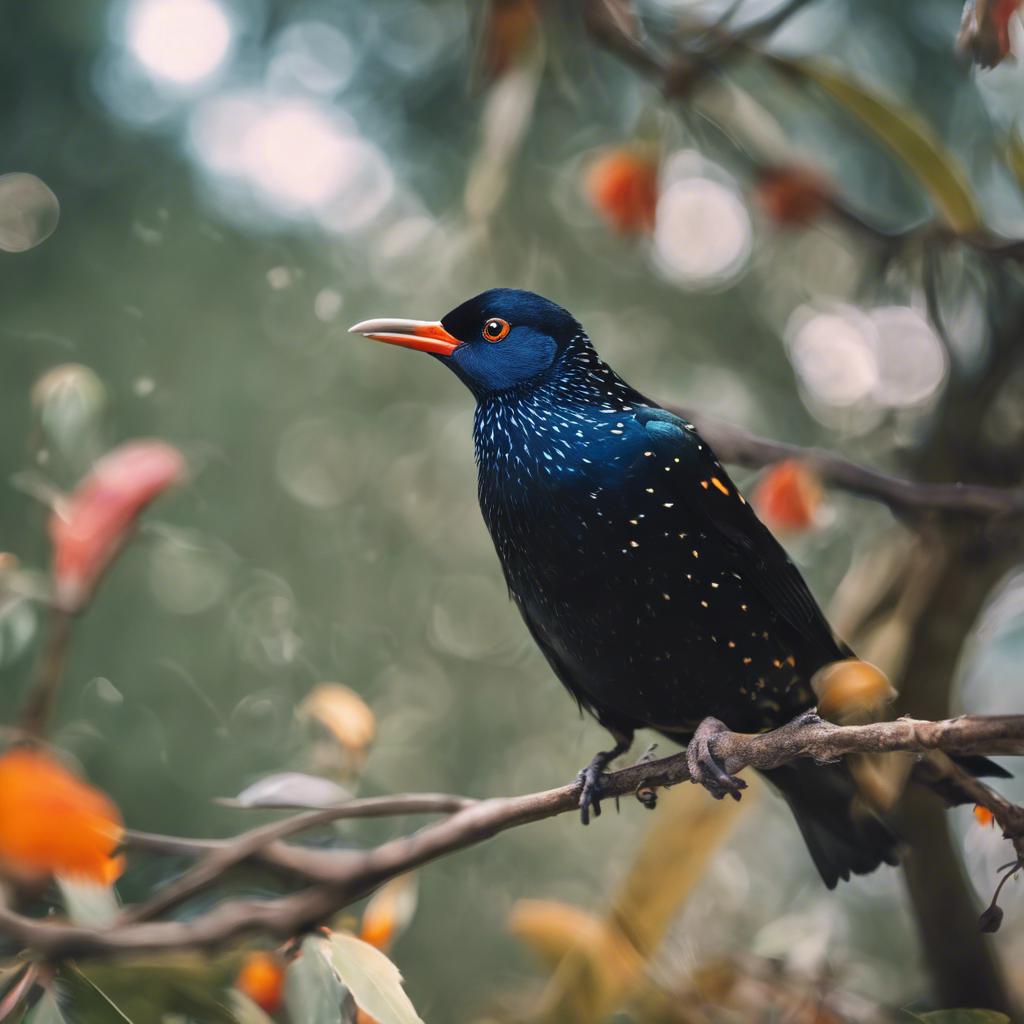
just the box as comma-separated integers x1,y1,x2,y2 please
236,951,286,1013
974,805,995,828
585,149,659,235
0,749,124,883
754,165,833,227
480,0,539,81
753,459,822,533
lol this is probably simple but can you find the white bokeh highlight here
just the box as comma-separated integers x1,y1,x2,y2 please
653,156,752,288
126,0,232,86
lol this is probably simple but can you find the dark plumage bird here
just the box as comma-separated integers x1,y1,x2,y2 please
350,288,1001,887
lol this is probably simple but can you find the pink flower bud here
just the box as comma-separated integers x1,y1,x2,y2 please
49,440,186,612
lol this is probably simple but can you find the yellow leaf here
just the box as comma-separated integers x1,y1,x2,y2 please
777,58,981,234
812,659,896,725
301,684,376,754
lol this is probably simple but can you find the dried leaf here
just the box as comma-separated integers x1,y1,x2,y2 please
0,749,123,884
360,875,419,953
326,933,424,1024
508,901,616,969
230,773,352,810
49,440,186,612
778,58,981,233
528,784,748,1021
301,685,376,757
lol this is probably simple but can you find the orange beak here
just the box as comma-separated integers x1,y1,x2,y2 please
348,318,461,357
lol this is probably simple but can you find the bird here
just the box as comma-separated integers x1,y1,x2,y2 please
349,288,1004,887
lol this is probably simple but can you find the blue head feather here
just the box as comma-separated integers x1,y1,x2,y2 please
440,289,582,397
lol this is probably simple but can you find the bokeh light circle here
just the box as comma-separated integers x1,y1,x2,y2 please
126,0,232,85
654,176,752,288
0,173,60,253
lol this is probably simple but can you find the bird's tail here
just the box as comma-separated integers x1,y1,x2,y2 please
762,760,901,889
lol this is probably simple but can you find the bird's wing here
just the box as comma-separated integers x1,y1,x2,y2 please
633,406,847,661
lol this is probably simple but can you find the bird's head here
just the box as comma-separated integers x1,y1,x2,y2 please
349,288,581,397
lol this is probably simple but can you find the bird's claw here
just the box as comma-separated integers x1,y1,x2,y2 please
577,762,607,825
686,716,746,802
575,734,633,825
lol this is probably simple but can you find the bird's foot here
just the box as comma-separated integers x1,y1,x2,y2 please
576,735,632,825
686,717,747,802
576,757,610,825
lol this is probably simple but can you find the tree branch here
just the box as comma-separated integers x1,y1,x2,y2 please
1,711,1021,961
671,406,1024,519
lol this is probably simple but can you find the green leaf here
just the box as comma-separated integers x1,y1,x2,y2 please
326,933,424,1024
285,937,352,1024
227,991,277,1024
24,993,66,1024
777,58,981,234
65,957,239,1023
908,1012,1011,1024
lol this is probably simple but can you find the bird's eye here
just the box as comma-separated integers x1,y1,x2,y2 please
482,317,510,342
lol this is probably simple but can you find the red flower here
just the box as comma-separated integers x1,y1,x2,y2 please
585,149,659,235
752,460,822,533
754,165,833,227
50,440,186,612
0,748,124,883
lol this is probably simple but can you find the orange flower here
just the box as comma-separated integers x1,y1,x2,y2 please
585,149,659,235
754,165,833,227
0,749,124,883
360,875,418,953
50,440,186,612
752,460,822,533
974,804,995,828
235,951,286,1013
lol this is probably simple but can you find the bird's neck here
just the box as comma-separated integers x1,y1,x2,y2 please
472,335,648,503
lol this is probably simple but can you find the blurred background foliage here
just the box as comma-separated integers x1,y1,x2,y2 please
3,0,1024,1020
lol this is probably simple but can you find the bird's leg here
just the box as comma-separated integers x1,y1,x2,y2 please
686,716,747,802
576,729,633,826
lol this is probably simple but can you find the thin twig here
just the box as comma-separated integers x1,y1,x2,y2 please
119,793,476,923
19,608,73,741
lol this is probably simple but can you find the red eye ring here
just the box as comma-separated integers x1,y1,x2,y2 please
482,317,510,342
